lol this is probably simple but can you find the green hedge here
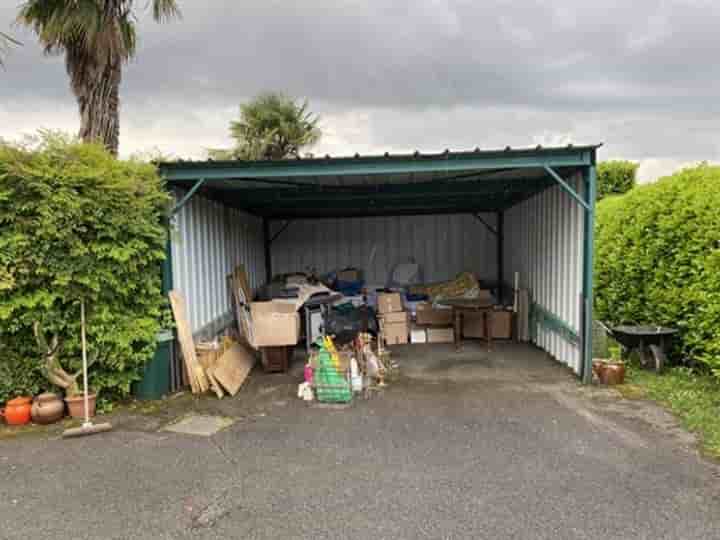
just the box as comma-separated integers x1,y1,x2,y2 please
597,160,638,201
0,133,170,404
595,164,720,375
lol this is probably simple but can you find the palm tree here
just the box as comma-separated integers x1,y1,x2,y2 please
209,93,322,161
17,1,181,155
0,32,21,67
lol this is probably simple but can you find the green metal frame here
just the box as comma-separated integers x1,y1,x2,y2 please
582,165,597,384
160,145,599,382
473,213,498,236
161,147,596,182
530,302,581,345
171,178,206,215
541,163,597,383
543,166,590,211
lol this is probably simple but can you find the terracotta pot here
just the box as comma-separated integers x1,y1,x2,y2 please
592,359,606,379
31,392,65,425
599,363,626,385
64,394,97,419
1,396,33,426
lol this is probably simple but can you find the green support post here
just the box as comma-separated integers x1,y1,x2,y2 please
497,211,504,304
582,164,597,384
162,233,173,294
263,218,273,284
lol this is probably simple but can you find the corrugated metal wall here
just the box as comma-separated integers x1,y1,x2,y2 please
270,213,498,286
171,190,265,335
504,173,585,373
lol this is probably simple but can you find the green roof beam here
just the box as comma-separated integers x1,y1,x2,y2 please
543,166,590,211
162,150,596,182
171,177,206,215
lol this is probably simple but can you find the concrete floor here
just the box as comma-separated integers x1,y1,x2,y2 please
1,342,719,540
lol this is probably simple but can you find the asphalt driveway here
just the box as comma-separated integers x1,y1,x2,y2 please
1,343,719,539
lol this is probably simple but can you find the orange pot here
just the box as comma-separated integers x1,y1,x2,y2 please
1,396,33,426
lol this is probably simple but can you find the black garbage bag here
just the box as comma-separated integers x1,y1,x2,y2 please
324,305,378,345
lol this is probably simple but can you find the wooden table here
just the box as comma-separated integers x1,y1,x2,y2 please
441,298,495,352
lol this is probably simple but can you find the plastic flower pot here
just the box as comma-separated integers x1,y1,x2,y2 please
64,394,97,419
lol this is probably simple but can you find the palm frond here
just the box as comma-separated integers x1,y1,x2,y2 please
18,0,177,62
0,31,21,67
152,0,182,22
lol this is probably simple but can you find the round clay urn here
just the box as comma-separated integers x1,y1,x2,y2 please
31,392,65,425
2,396,32,426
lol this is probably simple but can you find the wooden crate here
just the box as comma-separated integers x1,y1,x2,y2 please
261,346,293,373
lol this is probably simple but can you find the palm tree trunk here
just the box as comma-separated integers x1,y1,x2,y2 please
74,58,122,156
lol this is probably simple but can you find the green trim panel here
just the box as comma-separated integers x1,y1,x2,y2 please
160,147,598,182
530,302,581,345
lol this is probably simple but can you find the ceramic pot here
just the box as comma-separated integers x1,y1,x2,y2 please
31,392,65,425
599,363,626,385
592,359,606,379
64,394,97,419
1,396,33,426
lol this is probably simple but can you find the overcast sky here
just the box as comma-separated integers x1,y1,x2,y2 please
1,0,719,181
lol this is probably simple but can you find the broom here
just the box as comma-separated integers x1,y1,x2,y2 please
63,300,113,438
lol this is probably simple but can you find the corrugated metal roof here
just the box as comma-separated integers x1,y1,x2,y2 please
159,144,600,218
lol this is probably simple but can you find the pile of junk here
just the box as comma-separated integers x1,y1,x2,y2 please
167,259,521,404
239,260,517,405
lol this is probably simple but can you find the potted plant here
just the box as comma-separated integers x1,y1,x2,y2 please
598,344,626,385
33,322,99,419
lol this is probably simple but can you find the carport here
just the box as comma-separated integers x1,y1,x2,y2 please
159,144,599,382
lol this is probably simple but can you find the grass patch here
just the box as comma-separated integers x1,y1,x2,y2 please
625,365,720,458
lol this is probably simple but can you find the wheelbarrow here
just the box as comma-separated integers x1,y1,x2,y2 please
597,322,678,372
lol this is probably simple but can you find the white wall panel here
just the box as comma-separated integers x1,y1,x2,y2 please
270,213,498,286
171,190,265,335
504,173,585,372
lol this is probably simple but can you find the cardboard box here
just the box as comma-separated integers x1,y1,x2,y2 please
377,292,403,314
384,321,409,345
416,302,454,326
463,311,486,338
380,311,409,324
410,325,427,344
427,326,455,343
491,310,513,339
250,301,300,347
462,310,513,339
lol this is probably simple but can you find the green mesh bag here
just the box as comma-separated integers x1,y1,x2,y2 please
314,347,352,403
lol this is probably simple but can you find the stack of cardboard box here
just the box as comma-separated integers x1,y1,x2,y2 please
463,308,513,339
412,302,455,344
377,292,409,345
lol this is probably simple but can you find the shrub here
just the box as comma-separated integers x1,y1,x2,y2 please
595,164,720,376
597,160,638,201
0,132,170,403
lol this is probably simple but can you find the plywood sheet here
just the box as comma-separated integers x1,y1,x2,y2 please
213,343,256,396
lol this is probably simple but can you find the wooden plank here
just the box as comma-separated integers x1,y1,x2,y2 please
229,267,254,346
169,290,209,394
205,367,225,399
234,265,252,302
213,343,256,396
197,345,224,399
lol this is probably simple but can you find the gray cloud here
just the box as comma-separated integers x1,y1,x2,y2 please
1,0,719,179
